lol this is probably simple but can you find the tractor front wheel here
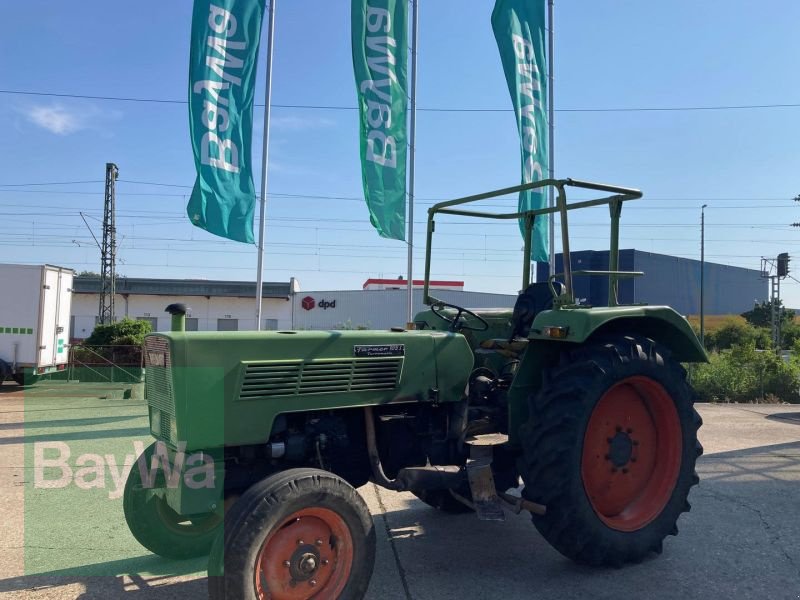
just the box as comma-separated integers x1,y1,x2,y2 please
208,468,375,600
519,336,702,566
123,442,223,559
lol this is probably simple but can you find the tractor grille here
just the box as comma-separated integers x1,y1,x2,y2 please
144,336,175,417
239,358,402,400
160,412,172,441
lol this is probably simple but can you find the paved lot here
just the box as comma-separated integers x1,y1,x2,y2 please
0,382,799,599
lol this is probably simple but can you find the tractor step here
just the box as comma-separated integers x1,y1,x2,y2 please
466,458,505,521
465,432,509,447
465,433,507,522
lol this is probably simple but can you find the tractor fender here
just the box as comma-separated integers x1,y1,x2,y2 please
527,305,707,363
505,306,705,448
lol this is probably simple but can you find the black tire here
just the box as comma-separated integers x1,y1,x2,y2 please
208,468,376,600
123,442,223,559
519,335,702,566
12,374,25,387
412,488,473,514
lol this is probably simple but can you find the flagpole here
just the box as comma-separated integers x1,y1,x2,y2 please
406,0,419,326
547,0,555,277
256,0,276,331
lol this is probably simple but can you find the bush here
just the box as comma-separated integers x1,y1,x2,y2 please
703,318,771,351
85,318,152,347
691,342,800,403
781,323,800,349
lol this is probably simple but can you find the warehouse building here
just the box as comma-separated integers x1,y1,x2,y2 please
70,250,765,339
536,250,766,315
70,276,516,338
71,277,298,338
292,285,515,330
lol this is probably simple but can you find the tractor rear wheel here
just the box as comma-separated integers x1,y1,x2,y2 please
519,336,702,566
208,468,375,600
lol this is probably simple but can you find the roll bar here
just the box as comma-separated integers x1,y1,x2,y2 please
423,178,643,308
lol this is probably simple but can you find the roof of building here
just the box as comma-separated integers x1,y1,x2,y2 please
362,278,464,289
73,276,292,298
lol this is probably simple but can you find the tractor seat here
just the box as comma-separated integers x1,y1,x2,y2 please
478,282,565,357
509,281,565,339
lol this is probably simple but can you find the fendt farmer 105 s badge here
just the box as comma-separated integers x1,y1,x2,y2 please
123,179,706,600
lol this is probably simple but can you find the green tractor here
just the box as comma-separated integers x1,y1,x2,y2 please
124,179,705,599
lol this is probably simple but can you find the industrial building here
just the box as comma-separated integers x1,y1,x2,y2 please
536,250,766,315
70,250,766,339
70,276,516,338
71,277,299,338
291,287,515,330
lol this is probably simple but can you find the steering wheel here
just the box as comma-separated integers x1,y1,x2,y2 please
430,302,489,332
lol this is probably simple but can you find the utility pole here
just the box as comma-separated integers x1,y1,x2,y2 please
255,0,277,331
547,0,556,277
406,0,419,327
700,204,707,346
761,253,790,352
99,163,118,325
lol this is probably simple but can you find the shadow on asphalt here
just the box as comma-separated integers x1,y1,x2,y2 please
76,576,207,599
0,554,206,594
0,575,206,599
766,412,800,425
0,415,141,431
0,426,151,446
701,440,800,459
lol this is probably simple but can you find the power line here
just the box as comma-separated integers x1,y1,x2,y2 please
0,189,796,214
3,88,800,114
0,180,103,187
0,183,796,206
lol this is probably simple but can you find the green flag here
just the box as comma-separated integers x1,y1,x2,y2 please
351,0,409,241
187,0,265,243
492,0,549,262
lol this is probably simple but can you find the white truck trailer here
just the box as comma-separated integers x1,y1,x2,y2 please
0,264,74,385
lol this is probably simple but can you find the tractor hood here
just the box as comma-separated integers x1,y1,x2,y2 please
143,329,473,451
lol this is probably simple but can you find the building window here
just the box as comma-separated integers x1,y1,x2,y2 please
217,318,238,331
263,318,278,331
138,317,158,331
185,318,199,331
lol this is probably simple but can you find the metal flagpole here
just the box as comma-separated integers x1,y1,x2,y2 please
406,0,419,326
547,0,555,277
256,0,276,331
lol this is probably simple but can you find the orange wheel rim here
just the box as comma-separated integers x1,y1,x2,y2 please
254,507,354,600
581,376,682,532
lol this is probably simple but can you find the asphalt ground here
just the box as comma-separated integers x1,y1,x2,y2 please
0,381,799,599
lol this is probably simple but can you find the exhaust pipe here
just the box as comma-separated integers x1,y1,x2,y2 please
165,303,189,332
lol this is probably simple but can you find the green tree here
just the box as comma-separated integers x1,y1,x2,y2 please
85,318,152,347
741,299,794,329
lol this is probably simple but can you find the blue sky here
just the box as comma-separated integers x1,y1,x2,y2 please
2,1,800,307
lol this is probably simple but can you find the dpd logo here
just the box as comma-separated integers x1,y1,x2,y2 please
301,296,336,311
